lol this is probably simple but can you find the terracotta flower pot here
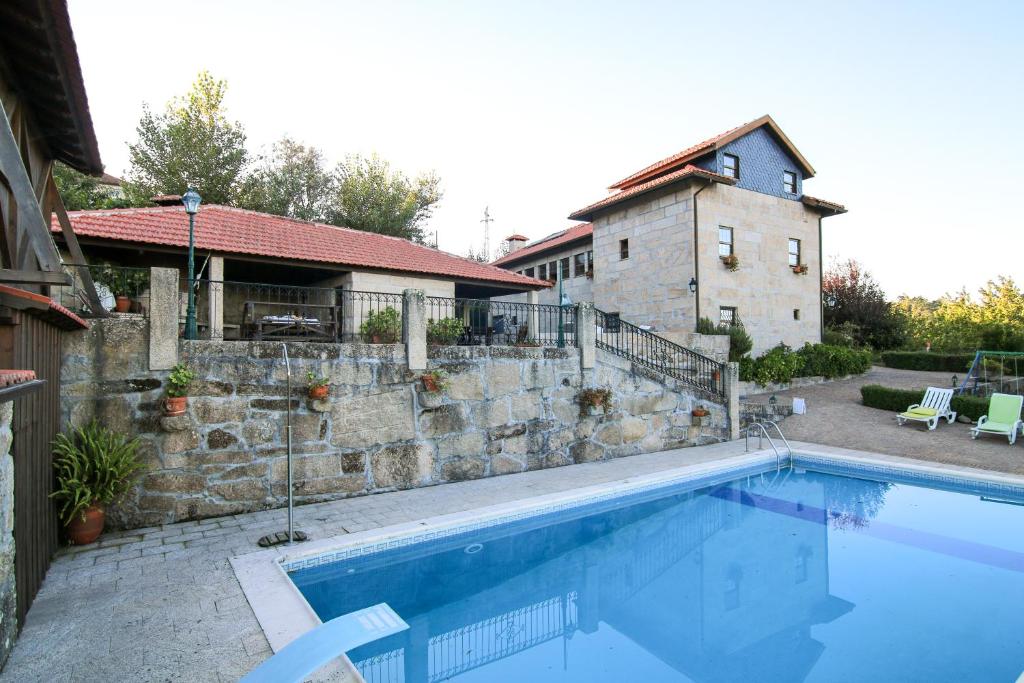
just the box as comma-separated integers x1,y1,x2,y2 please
692,408,709,417
66,504,105,545
422,375,440,392
164,396,187,416
114,296,131,313
309,384,329,400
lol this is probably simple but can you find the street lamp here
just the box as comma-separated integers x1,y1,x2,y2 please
182,187,201,340
556,265,572,349
688,277,698,294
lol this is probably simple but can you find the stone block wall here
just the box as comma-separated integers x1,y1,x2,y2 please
60,318,727,529
0,401,15,668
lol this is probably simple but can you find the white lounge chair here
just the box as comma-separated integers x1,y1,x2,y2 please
896,387,956,431
970,393,1024,445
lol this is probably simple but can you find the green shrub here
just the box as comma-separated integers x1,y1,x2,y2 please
797,344,871,378
860,385,924,411
360,307,401,343
51,420,144,524
822,323,860,348
695,316,752,362
740,343,872,386
950,395,991,421
860,384,992,421
426,317,463,345
880,351,974,372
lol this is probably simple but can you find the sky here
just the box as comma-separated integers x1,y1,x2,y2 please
68,0,1022,300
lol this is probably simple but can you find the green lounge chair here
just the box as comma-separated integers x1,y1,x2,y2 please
970,393,1024,445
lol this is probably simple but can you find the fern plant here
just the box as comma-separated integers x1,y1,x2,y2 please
51,420,144,524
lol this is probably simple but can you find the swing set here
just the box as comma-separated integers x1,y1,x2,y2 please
957,350,1024,398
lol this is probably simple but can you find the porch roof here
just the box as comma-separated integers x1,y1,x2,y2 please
55,205,549,290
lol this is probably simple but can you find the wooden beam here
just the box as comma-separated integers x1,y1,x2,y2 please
49,179,106,316
0,268,70,285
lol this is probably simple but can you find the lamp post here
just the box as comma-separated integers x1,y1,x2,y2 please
556,264,572,349
182,188,201,340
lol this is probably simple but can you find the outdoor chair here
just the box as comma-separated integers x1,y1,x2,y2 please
896,387,956,431
970,393,1024,445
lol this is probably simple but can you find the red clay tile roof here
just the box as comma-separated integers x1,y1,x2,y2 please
504,234,529,241
608,115,815,191
491,223,594,267
0,284,89,330
54,205,546,289
568,165,736,222
0,370,37,388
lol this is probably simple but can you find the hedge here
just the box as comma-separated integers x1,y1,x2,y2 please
739,343,872,386
859,385,993,421
880,351,975,372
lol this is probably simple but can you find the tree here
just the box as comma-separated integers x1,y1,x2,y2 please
237,137,335,222
53,163,129,211
329,153,441,242
465,245,488,262
124,71,248,206
894,277,1024,351
823,259,906,350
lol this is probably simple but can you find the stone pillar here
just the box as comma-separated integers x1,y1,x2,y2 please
403,289,427,371
0,401,15,667
577,302,596,369
207,256,224,341
526,290,540,343
726,361,740,440
149,267,179,370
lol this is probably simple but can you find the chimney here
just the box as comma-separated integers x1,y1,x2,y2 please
504,234,529,253
151,194,183,206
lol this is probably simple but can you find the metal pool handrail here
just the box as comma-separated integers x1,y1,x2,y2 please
240,603,409,683
745,421,792,470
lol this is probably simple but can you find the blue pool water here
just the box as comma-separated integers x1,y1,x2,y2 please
290,465,1024,682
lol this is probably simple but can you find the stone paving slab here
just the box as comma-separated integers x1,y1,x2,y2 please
0,441,749,683
746,366,1024,476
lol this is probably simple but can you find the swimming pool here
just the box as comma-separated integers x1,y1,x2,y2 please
287,458,1024,682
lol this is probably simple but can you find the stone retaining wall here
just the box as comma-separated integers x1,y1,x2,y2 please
62,318,727,529
0,401,14,668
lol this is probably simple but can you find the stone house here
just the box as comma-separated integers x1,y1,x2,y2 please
493,115,847,354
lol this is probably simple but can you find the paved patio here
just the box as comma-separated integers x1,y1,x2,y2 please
747,365,1024,476
0,441,753,683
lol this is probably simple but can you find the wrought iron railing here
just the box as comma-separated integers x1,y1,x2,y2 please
52,263,151,317
425,296,577,347
595,309,726,398
182,280,403,342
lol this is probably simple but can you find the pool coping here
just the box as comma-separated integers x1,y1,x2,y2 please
230,442,1024,678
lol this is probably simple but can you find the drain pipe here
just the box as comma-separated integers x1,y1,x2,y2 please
283,342,294,544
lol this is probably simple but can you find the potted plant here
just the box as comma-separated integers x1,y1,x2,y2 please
360,307,401,344
427,317,463,346
51,420,144,545
585,267,594,279
306,371,329,400
791,263,809,275
164,363,194,416
93,263,132,312
421,369,449,393
721,254,740,272
692,405,709,417
576,387,613,417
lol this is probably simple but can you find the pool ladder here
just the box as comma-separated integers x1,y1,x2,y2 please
745,421,793,470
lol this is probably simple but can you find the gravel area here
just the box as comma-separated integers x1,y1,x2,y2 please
746,366,1024,475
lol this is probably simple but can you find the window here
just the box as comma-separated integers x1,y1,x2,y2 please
793,309,801,321
619,239,629,260
559,257,570,279
718,227,734,257
719,306,737,326
548,261,557,280
574,253,587,277
524,267,535,278
723,153,739,179
537,263,547,281
788,238,801,267
783,171,797,194
587,250,593,275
